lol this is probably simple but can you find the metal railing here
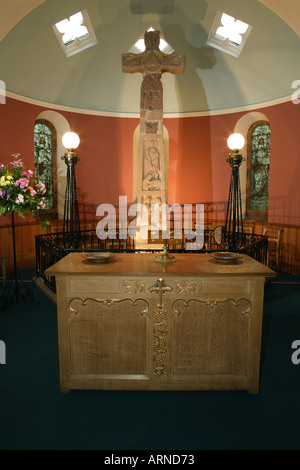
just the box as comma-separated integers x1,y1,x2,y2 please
35,228,268,293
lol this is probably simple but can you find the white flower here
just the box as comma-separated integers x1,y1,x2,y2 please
15,194,24,204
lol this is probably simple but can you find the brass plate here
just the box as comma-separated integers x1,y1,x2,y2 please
81,253,115,263
210,252,243,264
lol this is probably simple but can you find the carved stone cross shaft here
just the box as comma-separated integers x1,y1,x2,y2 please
149,277,172,308
122,30,184,249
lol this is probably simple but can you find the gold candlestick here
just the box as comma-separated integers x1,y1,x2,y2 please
154,239,176,263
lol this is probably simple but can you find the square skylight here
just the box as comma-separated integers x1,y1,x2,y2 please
207,11,252,58
129,26,174,55
53,10,97,58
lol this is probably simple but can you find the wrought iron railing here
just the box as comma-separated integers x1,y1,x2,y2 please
35,229,268,292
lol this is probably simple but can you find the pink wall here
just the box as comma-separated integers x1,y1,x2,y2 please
0,96,300,227
62,112,138,210
262,100,300,226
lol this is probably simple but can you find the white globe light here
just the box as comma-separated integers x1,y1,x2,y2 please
227,133,245,151
62,132,80,150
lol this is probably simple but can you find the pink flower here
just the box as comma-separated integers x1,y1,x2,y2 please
11,160,24,167
22,169,33,178
15,177,29,189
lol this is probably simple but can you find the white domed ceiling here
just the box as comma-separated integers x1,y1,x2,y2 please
0,0,300,115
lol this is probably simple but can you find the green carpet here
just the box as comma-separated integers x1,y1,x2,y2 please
0,270,300,450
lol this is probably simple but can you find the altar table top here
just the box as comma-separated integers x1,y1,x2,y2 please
46,252,276,278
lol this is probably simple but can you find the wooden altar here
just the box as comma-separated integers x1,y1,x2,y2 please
46,252,275,393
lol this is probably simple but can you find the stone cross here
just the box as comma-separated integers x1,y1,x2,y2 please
122,30,184,76
122,30,184,248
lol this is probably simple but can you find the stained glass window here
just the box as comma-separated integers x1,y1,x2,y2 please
246,122,270,219
34,120,57,212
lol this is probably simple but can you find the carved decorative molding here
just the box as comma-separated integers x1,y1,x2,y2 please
175,280,198,294
153,307,167,376
123,280,145,294
171,298,251,317
148,278,171,376
69,297,150,317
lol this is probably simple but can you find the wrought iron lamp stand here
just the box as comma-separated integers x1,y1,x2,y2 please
62,150,81,250
224,150,245,251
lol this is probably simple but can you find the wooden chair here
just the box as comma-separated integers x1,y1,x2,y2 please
0,258,6,285
213,225,224,245
243,225,254,234
263,226,283,270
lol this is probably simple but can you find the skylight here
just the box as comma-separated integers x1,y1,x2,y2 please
129,27,175,55
53,10,97,58
207,11,252,58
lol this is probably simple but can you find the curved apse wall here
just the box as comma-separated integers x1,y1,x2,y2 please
1,0,300,226
1,95,300,227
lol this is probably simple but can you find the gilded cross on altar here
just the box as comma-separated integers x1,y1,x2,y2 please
149,278,172,308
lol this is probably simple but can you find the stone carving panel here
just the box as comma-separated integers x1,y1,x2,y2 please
142,137,162,191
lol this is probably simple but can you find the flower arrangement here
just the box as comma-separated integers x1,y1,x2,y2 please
0,155,49,226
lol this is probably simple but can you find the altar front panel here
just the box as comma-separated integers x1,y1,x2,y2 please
69,299,149,377
47,253,275,393
171,298,250,376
